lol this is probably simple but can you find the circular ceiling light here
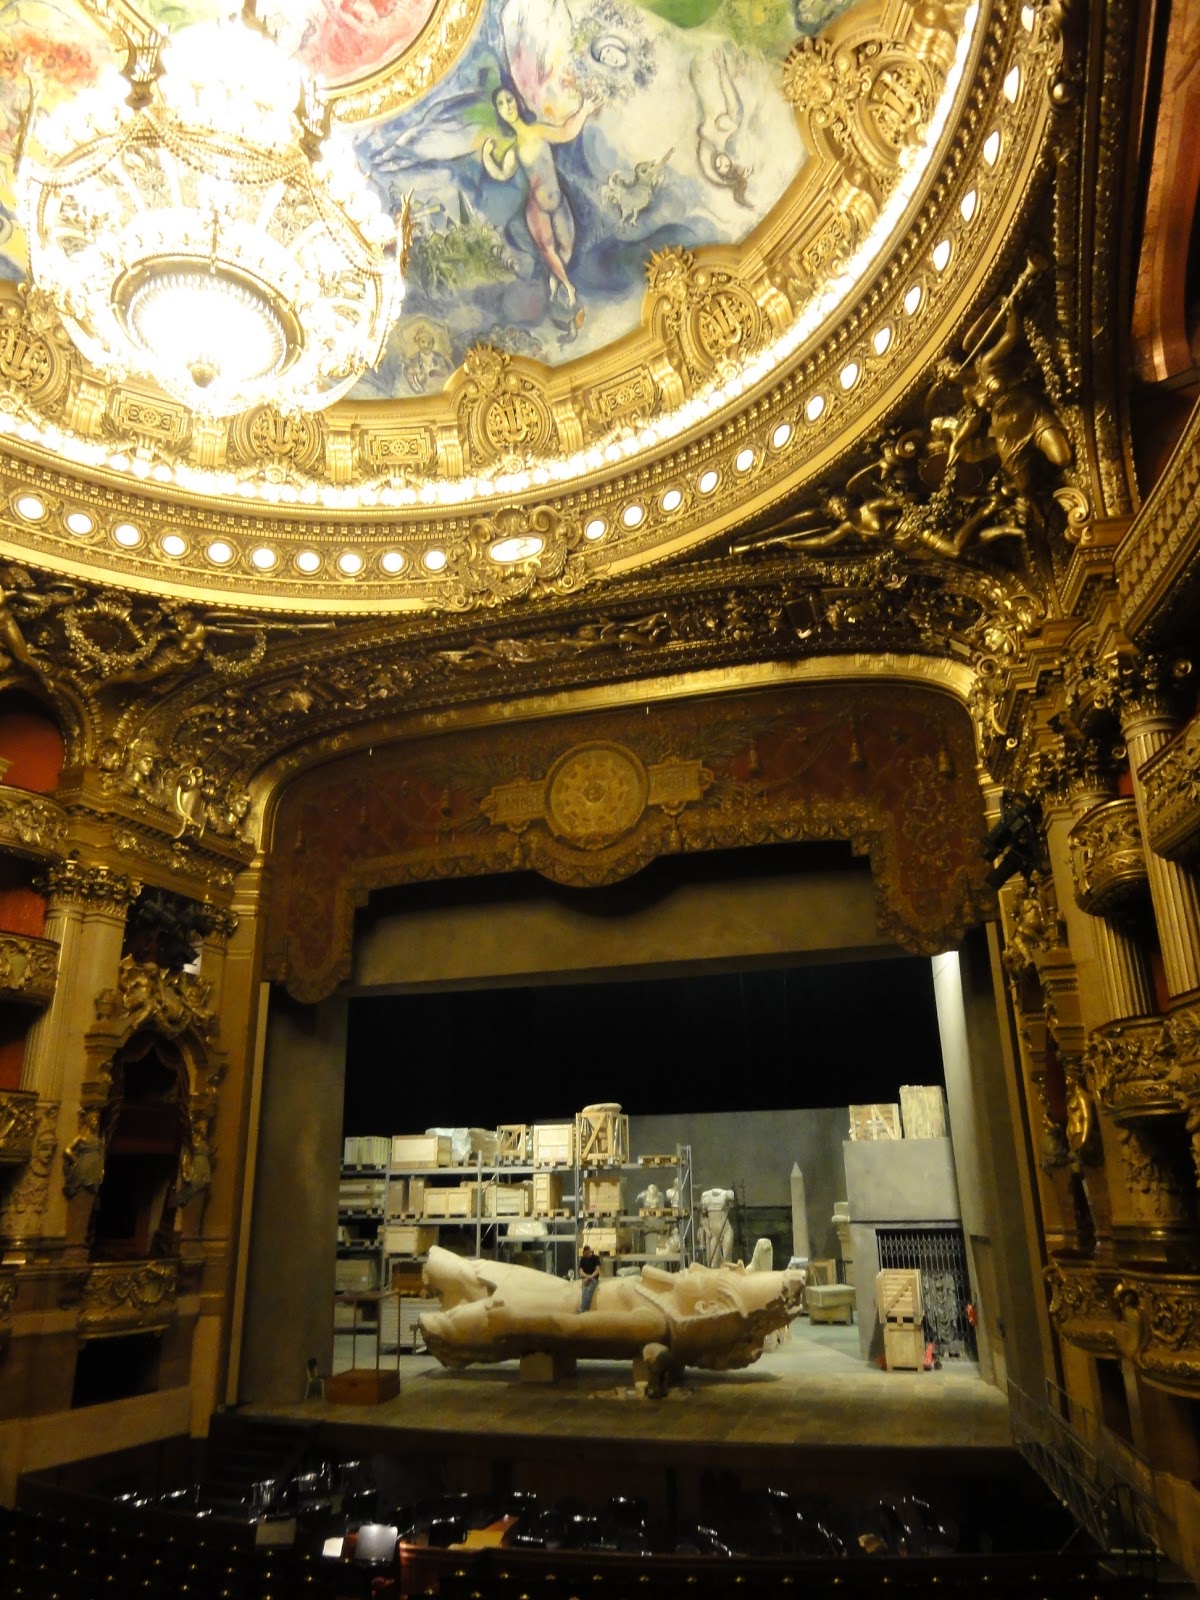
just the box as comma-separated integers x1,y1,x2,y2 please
206,540,234,565
112,522,142,547
661,488,683,512
296,550,322,573
161,533,187,557
21,14,405,419
65,510,94,535
15,494,45,521
584,518,607,541
250,546,278,570
337,550,364,575
381,551,406,573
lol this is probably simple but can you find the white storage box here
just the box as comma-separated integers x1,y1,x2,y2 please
392,1133,452,1167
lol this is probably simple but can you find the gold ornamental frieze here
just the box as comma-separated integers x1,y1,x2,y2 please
35,860,140,917
0,786,68,862
1115,1273,1200,1398
1139,716,1200,866
482,742,713,854
0,934,58,1006
1068,798,1149,917
1045,1262,1125,1359
0,1,1067,611
0,1090,39,1167
77,1260,178,1336
1084,1017,1179,1123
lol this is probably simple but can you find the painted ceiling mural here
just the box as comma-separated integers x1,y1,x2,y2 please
0,0,856,400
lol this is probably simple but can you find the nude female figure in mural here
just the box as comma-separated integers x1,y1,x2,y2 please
689,47,752,209
481,84,600,308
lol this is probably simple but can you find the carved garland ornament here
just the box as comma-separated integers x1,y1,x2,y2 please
1045,1262,1125,1358
1116,1274,1200,1397
77,1261,178,1335
93,955,217,1045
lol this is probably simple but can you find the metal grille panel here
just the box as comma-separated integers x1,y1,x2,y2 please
875,1224,976,1358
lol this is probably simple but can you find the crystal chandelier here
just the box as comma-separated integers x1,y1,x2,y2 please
19,9,405,420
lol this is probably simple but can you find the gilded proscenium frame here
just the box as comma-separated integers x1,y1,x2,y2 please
0,3,1065,611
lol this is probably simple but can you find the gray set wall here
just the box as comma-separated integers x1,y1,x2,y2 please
629,1107,849,1260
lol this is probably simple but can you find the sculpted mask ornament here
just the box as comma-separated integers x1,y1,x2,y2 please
94,955,216,1043
0,1102,59,1236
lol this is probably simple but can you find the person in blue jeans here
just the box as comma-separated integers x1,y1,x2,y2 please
579,1244,600,1311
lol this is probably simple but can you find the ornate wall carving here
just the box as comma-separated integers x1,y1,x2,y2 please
1068,798,1148,916
1140,715,1200,866
0,1101,60,1240
0,1091,38,1167
0,934,58,1004
0,788,68,860
77,1261,178,1336
264,682,993,1002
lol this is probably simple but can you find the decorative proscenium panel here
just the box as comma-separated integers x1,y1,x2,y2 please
264,682,993,1001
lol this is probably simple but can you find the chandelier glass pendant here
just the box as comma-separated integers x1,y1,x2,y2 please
20,10,405,420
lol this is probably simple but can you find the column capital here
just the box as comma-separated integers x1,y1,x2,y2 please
35,858,141,916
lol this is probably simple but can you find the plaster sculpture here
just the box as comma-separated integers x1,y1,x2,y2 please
419,1246,804,1372
699,1186,735,1267
635,1183,663,1209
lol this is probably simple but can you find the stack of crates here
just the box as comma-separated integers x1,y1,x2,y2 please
876,1267,925,1370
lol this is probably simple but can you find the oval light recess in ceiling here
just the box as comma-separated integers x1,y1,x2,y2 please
337,551,365,575
65,510,94,535
250,546,277,570
621,504,644,529
15,494,45,521
423,547,447,572
697,469,719,494
804,394,826,422
381,551,405,573
489,535,544,562
113,522,142,547
584,518,607,540
932,238,952,272
771,422,793,449
206,540,234,564
661,488,683,512
296,550,321,573
161,533,187,557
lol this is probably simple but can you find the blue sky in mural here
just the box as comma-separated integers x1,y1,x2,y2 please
0,0,858,396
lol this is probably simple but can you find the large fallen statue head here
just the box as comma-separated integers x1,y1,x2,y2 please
419,1247,805,1371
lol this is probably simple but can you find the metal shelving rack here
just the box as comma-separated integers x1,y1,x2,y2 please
575,1142,694,1274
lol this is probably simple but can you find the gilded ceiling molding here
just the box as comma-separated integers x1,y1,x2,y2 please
263,683,992,1001
102,546,1029,828
0,0,1075,611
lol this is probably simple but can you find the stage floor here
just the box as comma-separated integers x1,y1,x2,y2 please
256,1322,1010,1454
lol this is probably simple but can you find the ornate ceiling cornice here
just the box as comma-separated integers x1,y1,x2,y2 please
0,0,1075,612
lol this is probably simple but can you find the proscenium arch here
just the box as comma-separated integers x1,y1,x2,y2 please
258,664,995,1003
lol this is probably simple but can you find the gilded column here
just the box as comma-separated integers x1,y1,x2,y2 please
1119,685,1200,999
10,861,140,1249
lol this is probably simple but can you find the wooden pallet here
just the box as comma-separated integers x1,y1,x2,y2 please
638,1207,679,1217
638,1155,677,1166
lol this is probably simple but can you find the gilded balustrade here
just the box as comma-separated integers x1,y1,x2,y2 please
1140,716,1200,866
0,787,67,863
1069,798,1149,916
0,933,59,1005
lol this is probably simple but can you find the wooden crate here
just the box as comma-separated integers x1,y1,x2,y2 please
576,1103,629,1166
423,1187,475,1219
497,1125,529,1161
404,1176,426,1215
884,1322,926,1371
532,1123,574,1166
485,1182,531,1218
383,1224,437,1255
388,1261,426,1296
849,1104,901,1141
391,1133,452,1167
580,1223,630,1255
533,1171,564,1215
384,1179,408,1217
334,1257,378,1291
582,1175,625,1215
899,1085,948,1139
326,1368,399,1404
876,1268,924,1324
806,1284,856,1324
